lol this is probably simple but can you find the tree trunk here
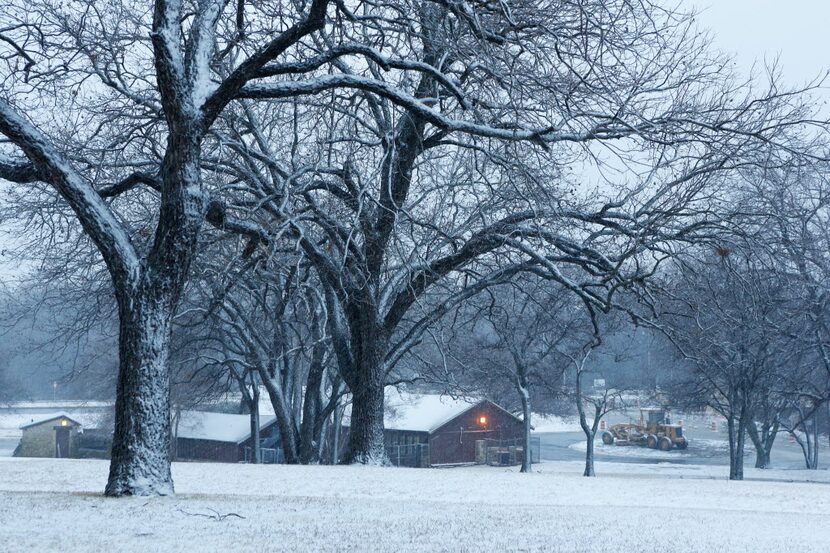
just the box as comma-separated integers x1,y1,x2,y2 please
343,376,386,464
584,435,595,477
104,121,205,496
342,327,388,465
575,369,595,477
331,406,344,464
746,422,773,469
727,414,747,481
298,343,327,464
794,416,820,469
105,296,176,496
726,415,738,480
519,385,532,473
250,386,261,464
260,375,300,464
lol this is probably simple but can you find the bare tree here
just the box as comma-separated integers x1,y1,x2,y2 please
744,162,830,467
181,241,346,464
565,328,631,477
430,280,580,472
0,0,825,486
207,1,825,465
656,250,805,479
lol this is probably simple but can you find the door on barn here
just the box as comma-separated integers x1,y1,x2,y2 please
55,427,70,458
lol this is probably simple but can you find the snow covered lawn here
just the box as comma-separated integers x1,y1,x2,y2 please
1,458,829,552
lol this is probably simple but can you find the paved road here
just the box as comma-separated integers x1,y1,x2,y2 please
535,431,729,466
535,425,823,469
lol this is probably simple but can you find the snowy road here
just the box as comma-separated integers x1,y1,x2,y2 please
536,416,824,470
537,431,745,466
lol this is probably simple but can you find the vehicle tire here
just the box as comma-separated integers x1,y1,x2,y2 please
647,434,658,449
676,438,688,450
601,431,614,445
658,437,673,451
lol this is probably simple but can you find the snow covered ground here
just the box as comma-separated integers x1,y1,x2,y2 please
1,458,829,552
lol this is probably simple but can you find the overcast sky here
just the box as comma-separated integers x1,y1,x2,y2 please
689,0,829,92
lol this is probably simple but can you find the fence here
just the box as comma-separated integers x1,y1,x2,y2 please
477,436,541,466
385,443,429,468
384,436,540,468
243,446,284,464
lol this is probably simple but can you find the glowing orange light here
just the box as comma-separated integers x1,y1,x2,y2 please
478,416,487,426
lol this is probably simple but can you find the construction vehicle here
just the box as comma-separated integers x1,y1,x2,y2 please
600,408,688,451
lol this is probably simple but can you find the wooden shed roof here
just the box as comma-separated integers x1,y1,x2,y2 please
175,410,277,444
345,389,521,433
19,413,83,430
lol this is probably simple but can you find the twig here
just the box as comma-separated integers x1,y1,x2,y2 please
177,507,246,521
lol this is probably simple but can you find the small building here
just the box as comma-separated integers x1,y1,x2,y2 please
174,410,282,463
14,414,83,458
344,390,529,467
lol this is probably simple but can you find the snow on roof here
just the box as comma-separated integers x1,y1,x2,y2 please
343,389,487,433
175,410,276,444
19,413,83,430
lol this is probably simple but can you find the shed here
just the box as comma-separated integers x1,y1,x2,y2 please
174,410,282,463
343,390,527,467
14,414,83,458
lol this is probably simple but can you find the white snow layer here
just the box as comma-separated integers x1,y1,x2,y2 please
1,457,829,552
0,410,106,438
342,389,482,432
175,411,276,443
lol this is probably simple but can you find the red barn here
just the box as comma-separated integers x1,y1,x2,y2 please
174,411,282,463
344,390,528,467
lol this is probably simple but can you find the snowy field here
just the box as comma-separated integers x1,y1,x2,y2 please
2,458,830,553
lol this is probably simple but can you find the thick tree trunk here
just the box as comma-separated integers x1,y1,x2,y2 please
341,326,388,465
733,421,746,480
746,421,776,468
298,345,326,464
752,438,770,469
727,414,746,481
105,296,176,496
343,376,386,464
105,129,206,495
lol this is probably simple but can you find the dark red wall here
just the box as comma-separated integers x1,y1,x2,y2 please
175,438,241,462
428,402,523,465
175,420,281,463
